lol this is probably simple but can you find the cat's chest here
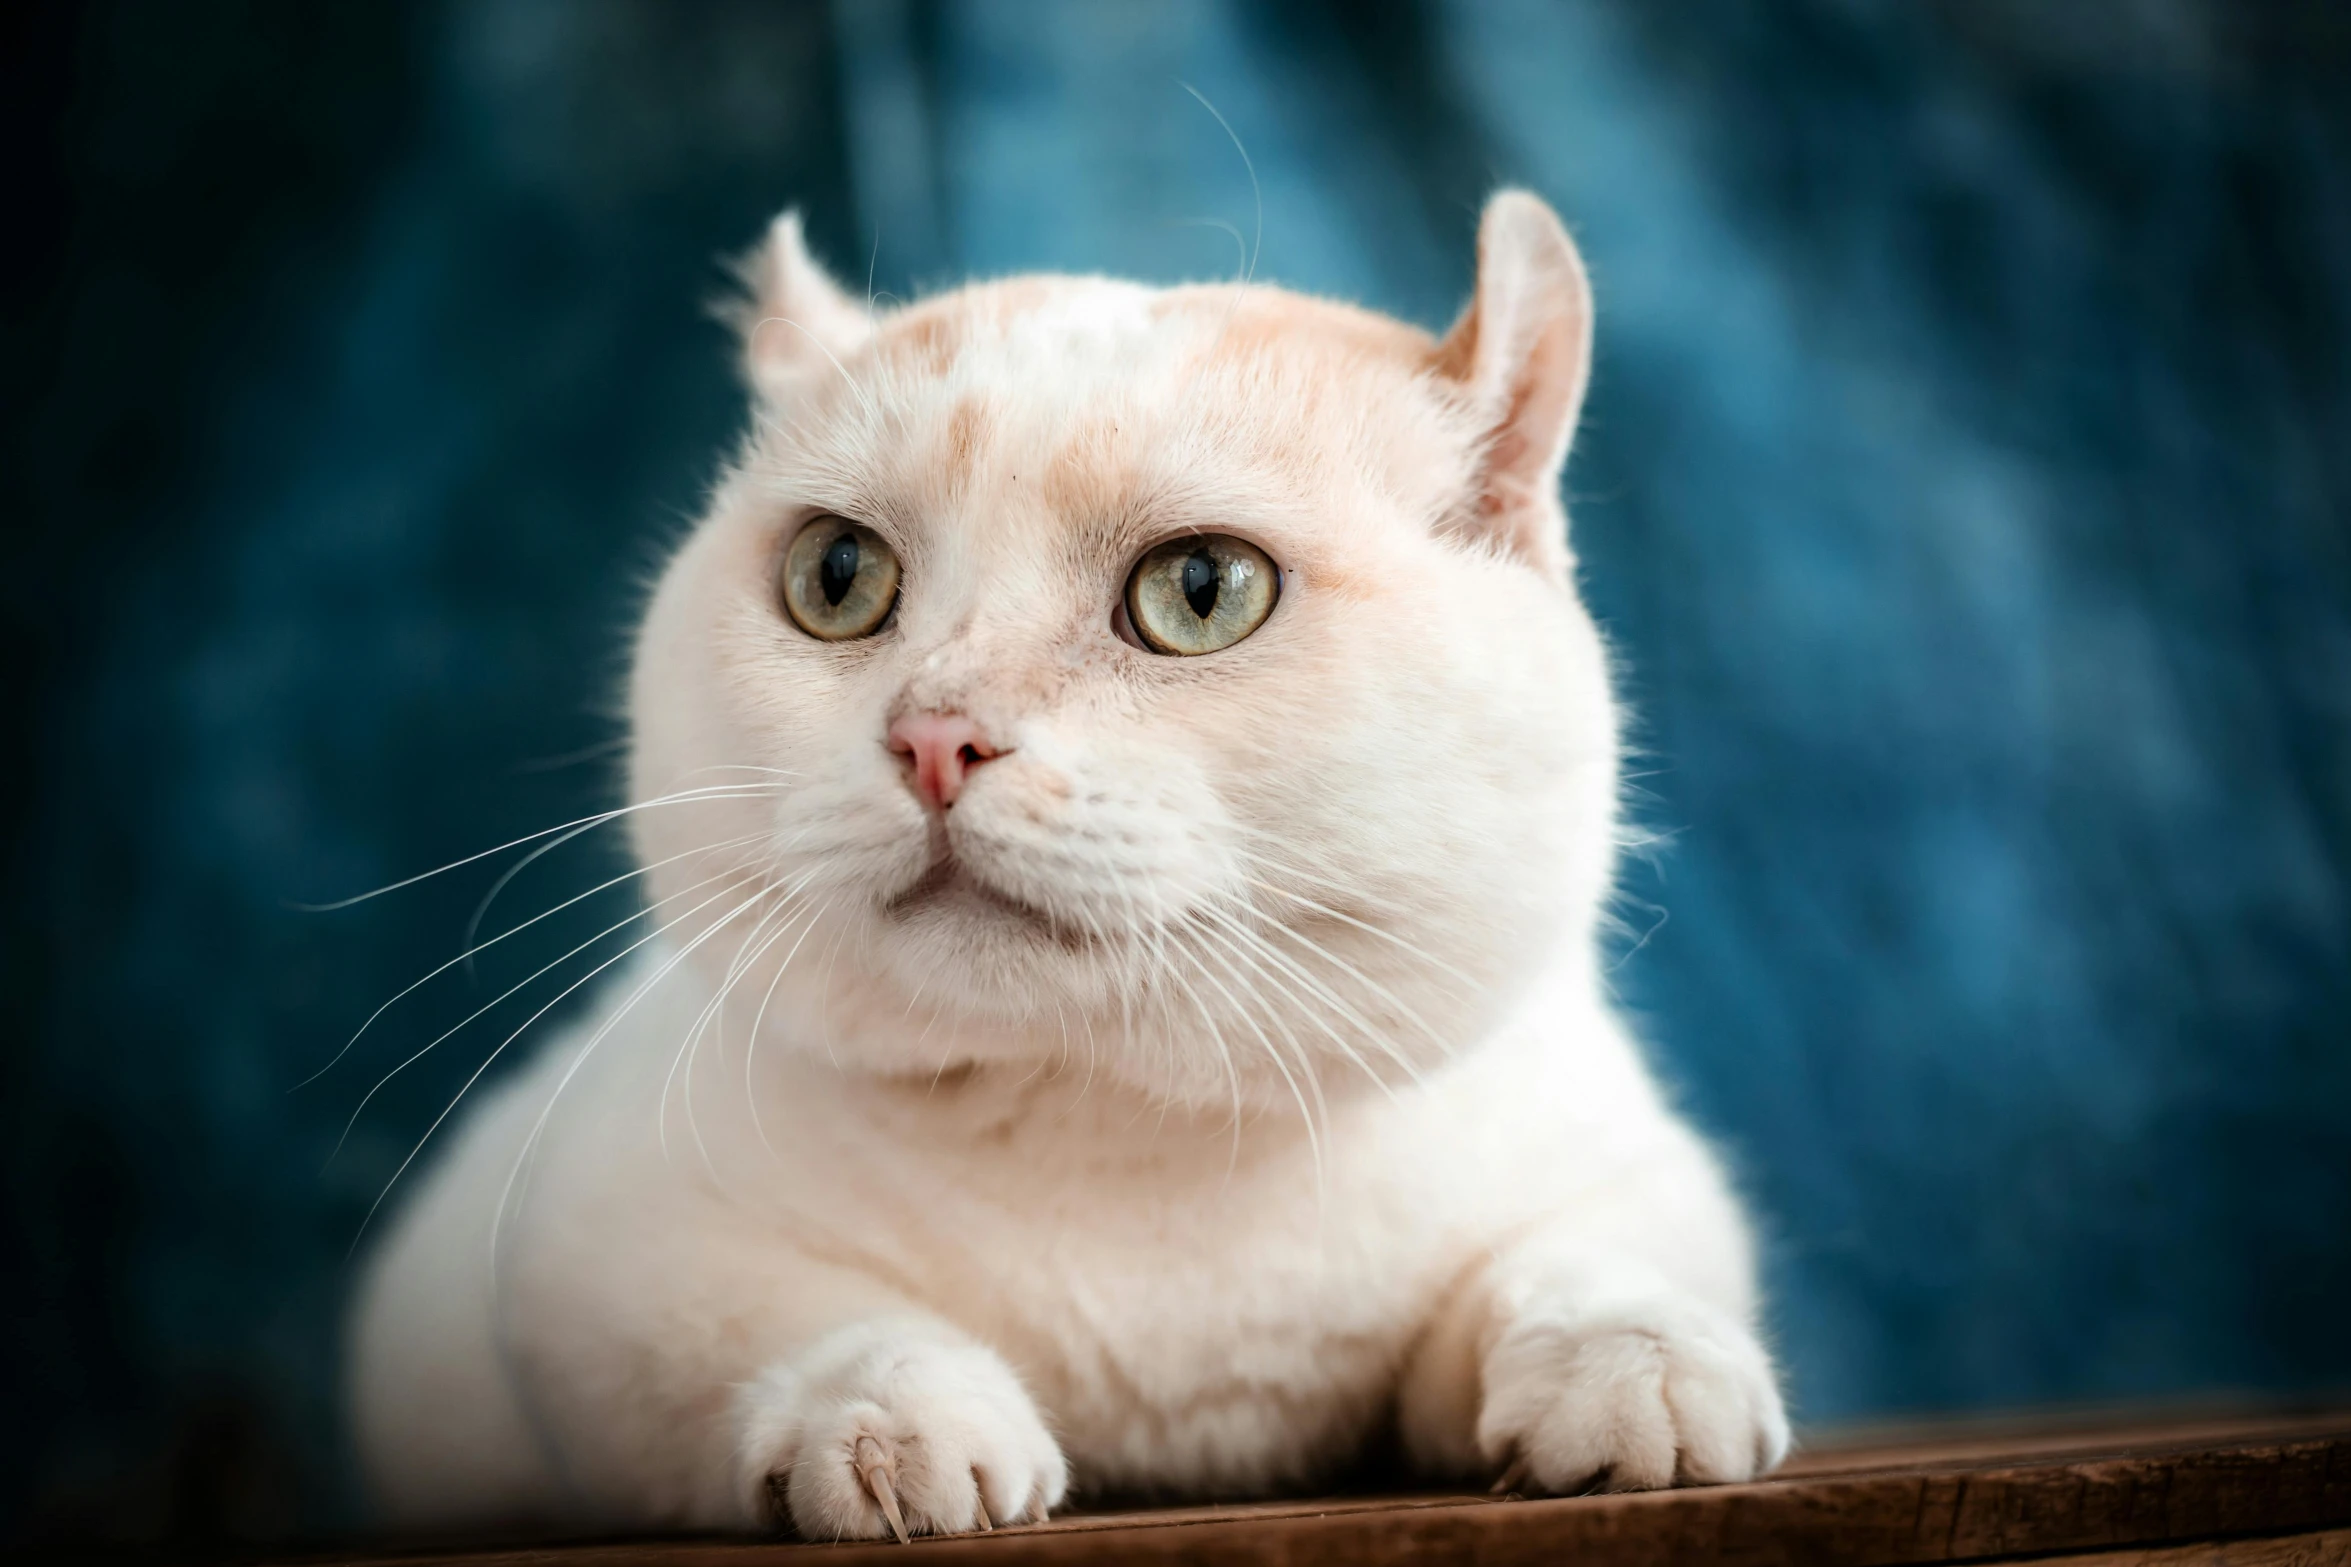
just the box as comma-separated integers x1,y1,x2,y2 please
870,1103,1480,1484
742,1046,1578,1481
1022,1218,1423,1483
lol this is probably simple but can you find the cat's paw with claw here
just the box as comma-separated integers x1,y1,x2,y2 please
736,1324,1068,1541
1477,1287,1788,1494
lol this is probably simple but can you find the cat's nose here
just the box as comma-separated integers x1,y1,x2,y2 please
886,713,1004,809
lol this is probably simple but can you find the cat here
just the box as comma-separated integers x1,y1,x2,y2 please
346,190,1789,1542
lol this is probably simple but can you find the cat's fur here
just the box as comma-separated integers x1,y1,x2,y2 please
348,191,1788,1540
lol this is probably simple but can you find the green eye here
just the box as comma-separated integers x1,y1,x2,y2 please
1123,534,1279,656
781,515,899,640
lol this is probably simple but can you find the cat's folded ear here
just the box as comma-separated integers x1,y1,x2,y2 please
1432,191,1595,581
729,210,874,406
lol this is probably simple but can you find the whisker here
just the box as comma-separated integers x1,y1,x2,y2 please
662,884,788,1172
292,782,790,913
1189,914,1321,1093
1177,81,1261,285
1189,910,1356,1118
664,861,820,1172
743,892,836,1163
295,831,771,1093
1219,824,1429,920
486,877,775,1280
1195,900,1418,1099
1221,889,1455,1069
1236,868,1483,995
813,909,856,1075
462,768,800,953
324,859,757,1169
347,873,761,1258
752,315,879,425
1167,917,1325,1204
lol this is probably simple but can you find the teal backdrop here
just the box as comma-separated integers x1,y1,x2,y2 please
6,0,2347,1544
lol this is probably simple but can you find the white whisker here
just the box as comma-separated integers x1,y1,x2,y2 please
325,856,761,1168
1177,81,1261,285
1220,888,1454,1072
753,315,879,425
294,782,789,913
296,831,770,1093
663,860,822,1174
1236,868,1483,996
1194,900,1415,1099
347,873,760,1258
743,893,836,1163
486,877,776,1279
1166,917,1325,1207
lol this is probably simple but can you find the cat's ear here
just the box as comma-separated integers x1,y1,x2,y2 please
1431,190,1594,579
732,210,873,405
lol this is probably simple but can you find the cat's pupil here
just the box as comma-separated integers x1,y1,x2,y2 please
1181,551,1218,619
819,534,860,607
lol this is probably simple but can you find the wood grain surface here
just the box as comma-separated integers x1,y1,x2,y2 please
305,1408,2351,1567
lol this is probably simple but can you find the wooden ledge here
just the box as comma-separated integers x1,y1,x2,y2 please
317,1408,2351,1567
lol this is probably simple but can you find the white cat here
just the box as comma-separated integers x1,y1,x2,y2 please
347,190,1788,1542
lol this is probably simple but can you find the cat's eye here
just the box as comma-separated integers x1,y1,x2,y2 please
1123,534,1279,656
780,515,899,640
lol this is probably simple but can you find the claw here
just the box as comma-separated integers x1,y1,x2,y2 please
854,1436,912,1545
1491,1454,1531,1497
973,1494,993,1532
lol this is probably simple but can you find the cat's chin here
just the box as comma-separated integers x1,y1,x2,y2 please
881,857,1097,953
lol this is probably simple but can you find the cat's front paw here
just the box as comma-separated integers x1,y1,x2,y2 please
736,1324,1068,1540
1478,1287,1788,1493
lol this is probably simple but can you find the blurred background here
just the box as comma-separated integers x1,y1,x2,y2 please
6,0,2348,1547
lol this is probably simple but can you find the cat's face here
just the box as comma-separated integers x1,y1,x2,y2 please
629,195,1617,1109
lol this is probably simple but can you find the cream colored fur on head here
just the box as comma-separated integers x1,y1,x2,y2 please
348,192,1788,1541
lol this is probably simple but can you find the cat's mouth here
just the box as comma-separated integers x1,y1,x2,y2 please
883,855,1090,950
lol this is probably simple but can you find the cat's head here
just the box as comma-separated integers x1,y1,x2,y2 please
629,192,1619,1110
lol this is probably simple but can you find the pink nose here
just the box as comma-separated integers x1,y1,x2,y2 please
887,713,1002,809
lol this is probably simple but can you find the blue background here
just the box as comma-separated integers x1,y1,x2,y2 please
7,0,2347,1544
